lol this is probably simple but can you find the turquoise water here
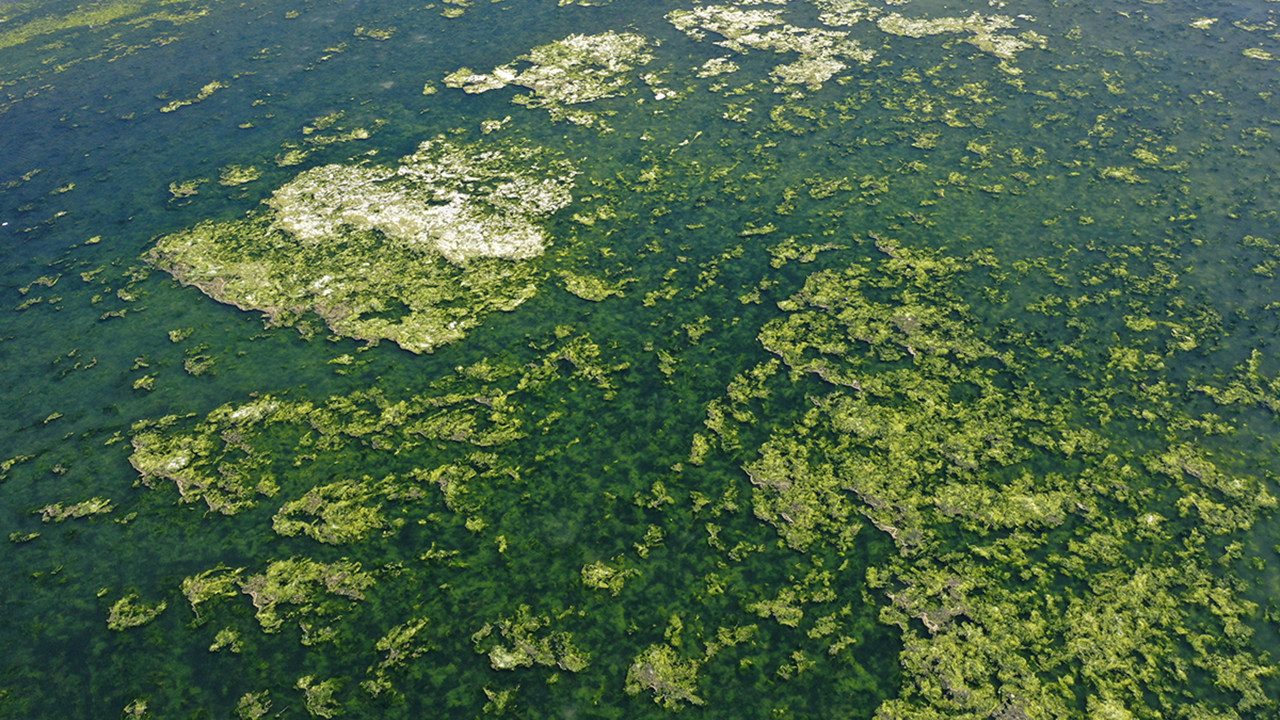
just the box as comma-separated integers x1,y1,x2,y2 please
3,0,1280,717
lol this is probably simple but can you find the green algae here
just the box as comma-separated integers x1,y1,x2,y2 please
702,237,1280,716
234,691,271,720
149,136,576,353
107,593,167,631
217,165,261,187
272,478,389,544
0,0,146,51
38,497,114,522
295,676,342,718
209,627,243,653
668,5,875,92
581,556,638,595
1197,349,1280,414
626,643,705,710
272,134,580,265
167,178,204,201
560,270,629,301
472,605,591,672
239,557,373,633
445,32,654,126
363,618,431,696
159,80,226,113
15,0,1280,716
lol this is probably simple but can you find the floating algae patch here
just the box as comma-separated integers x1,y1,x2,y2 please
0,0,148,51
269,137,573,263
129,397,291,515
666,6,786,48
693,238,1280,717
695,57,740,78
559,270,629,301
444,31,655,126
667,5,875,91
38,497,115,522
239,557,373,633
625,643,705,710
129,386,529,515
295,675,341,718
107,593,168,631
472,605,591,672
17,0,1280,716
148,135,576,352
580,556,639,595
272,478,389,545
217,164,261,187
876,11,1046,66
159,80,227,113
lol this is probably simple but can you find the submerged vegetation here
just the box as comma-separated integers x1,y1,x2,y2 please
4,0,1280,718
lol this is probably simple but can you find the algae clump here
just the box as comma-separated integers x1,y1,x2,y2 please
272,479,387,544
445,32,654,126
38,497,114,522
625,644,705,710
149,136,576,353
472,606,591,672
107,593,168,630
238,557,373,632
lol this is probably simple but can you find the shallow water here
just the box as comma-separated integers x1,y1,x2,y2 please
3,0,1280,718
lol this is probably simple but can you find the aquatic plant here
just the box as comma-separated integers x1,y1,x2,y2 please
445,32,655,125
107,593,167,631
149,135,575,352
472,605,591,672
625,644,705,710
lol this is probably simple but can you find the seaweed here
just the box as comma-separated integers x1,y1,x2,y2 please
107,593,167,631
295,676,342,718
445,32,655,126
238,557,373,632
472,605,591,672
272,478,388,544
149,135,575,353
625,644,705,710
38,497,114,522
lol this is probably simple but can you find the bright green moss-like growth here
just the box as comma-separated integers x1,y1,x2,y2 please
580,557,638,595
107,593,168,631
625,644,705,710
38,497,114,522
445,32,654,125
472,605,591,672
272,479,387,544
560,271,629,301
149,136,575,353
723,242,1280,717
295,676,341,718
876,12,1043,60
667,5,875,91
218,164,261,186
238,557,373,632
234,691,271,720
182,566,244,619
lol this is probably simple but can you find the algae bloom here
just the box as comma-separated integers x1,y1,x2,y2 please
149,135,577,353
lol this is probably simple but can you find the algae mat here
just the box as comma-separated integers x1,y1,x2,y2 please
4,0,1280,717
